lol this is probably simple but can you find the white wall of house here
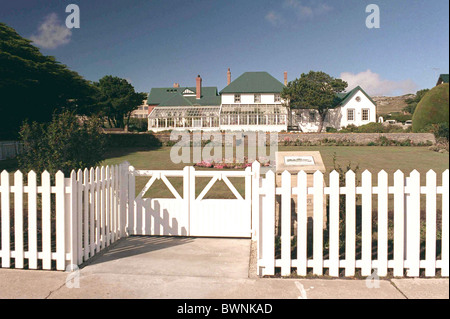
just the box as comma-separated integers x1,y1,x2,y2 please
339,90,376,128
291,89,377,132
221,93,283,105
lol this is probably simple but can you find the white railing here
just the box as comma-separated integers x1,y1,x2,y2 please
255,168,449,278
0,163,130,271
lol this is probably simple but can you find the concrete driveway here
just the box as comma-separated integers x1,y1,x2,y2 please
0,236,448,299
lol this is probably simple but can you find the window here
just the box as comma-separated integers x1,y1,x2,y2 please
362,109,370,121
254,94,261,103
274,94,281,102
347,109,355,121
234,94,241,103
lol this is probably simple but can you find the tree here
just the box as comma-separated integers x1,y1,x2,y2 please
281,71,348,133
95,76,147,129
0,23,98,140
18,111,106,176
403,89,430,114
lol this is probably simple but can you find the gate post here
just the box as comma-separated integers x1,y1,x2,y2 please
251,161,261,240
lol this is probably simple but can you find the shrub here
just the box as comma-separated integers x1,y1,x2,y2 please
412,84,449,133
105,133,162,148
127,118,148,132
18,112,106,176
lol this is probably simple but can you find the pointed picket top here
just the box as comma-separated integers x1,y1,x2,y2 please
394,169,404,179
77,169,83,179
55,170,65,180
252,160,261,169
106,166,111,179
28,170,37,179
345,169,356,177
14,170,23,178
329,170,339,178
266,169,275,181
378,169,388,177
42,170,50,178
410,169,420,179
313,170,323,185
1,170,9,185
70,169,77,180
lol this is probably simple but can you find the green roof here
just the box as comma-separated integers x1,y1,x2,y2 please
148,86,221,107
337,86,376,106
438,74,449,84
220,72,285,94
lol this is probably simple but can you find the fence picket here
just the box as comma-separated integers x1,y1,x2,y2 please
77,170,83,265
406,171,421,277
261,170,275,276
442,170,449,277
89,168,95,257
42,171,52,270
377,170,389,277
393,170,405,277
14,171,24,269
1,171,10,268
55,171,66,271
27,171,38,269
328,171,340,277
95,167,101,253
101,167,106,250
281,171,291,276
345,170,356,277
297,171,308,276
361,170,372,277
105,166,111,246
313,171,324,276
83,168,89,261
425,170,437,277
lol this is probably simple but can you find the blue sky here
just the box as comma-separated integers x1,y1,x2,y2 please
1,0,449,96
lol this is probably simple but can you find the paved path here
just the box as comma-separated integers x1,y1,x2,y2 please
0,237,448,299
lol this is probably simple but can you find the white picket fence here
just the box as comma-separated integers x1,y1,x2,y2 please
0,163,130,271
1,160,449,278
256,167,449,278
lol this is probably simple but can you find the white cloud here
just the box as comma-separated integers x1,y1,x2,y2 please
340,70,418,96
265,11,285,26
30,13,72,49
283,0,333,20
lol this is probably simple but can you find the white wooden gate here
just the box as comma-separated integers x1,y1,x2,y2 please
129,166,253,238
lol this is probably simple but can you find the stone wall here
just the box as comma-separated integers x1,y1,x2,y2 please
152,132,436,145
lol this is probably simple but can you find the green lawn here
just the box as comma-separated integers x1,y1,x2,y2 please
101,146,449,201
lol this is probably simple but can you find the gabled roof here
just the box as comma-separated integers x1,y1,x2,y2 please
220,72,285,94
438,74,449,84
337,86,376,107
148,86,221,107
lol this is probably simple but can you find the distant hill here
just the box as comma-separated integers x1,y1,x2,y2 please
372,94,415,115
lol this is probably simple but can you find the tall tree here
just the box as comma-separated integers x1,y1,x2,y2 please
282,71,348,133
0,23,97,139
95,76,147,128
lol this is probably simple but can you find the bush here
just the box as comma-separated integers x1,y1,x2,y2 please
18,112,106,176
412,84,449,132
326,127,338,133
127,118,148,132
340,122,410,133
105,133,162,148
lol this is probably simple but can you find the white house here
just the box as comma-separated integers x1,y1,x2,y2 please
219,71,289,132
291,86,377,132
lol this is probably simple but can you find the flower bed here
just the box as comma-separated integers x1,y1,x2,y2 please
194,157,272,169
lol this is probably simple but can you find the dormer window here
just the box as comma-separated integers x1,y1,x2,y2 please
254,94,261,103
234,94,241,103
274,94,281,102
182,89,195,95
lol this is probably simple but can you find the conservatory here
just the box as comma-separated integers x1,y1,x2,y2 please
148,106,221,131
219,104,288,132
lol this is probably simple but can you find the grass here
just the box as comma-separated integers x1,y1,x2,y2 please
100,145,449,200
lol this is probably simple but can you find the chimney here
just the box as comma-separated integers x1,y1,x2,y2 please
284,71,288,86
173,83,180,88
227,68,231,86
196,75,202,99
